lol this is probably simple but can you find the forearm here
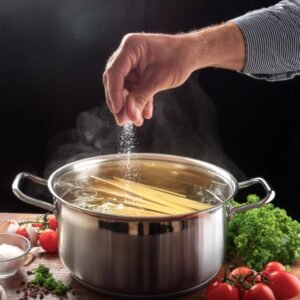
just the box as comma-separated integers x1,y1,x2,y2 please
183,22,246,72
178,0,300,81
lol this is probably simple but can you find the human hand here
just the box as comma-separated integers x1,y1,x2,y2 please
103,33,196,126
103,23,245,126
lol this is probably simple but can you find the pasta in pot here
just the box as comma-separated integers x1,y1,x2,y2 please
59,176,215,217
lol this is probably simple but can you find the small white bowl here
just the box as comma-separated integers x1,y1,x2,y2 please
0,233,31,278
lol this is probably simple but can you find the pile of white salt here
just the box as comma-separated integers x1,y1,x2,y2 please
0,243,24,260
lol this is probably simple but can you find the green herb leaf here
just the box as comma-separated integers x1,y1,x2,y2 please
30,264,68,296
226,194,300,270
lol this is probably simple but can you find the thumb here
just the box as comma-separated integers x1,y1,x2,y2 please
126,71,158,125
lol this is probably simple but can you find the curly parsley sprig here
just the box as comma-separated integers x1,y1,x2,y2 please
226,194,300,270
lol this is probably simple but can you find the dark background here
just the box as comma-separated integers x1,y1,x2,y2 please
0,0,299,220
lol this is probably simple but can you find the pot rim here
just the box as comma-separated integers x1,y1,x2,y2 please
48,153,239,221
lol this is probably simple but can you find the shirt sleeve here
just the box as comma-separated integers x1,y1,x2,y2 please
231,0,300,81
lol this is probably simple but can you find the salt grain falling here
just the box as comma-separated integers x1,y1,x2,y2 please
118,123,140,182
118,123,136,154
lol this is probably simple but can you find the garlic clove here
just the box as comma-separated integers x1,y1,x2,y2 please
23,247,42,266
24,224,39,245
0,220,19,234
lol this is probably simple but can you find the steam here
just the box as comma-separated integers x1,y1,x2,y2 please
44,74,245,180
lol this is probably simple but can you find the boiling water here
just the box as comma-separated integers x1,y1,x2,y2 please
58,179,218,216
54,159,225,217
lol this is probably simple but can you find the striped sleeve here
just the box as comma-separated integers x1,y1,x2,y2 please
232,0,300,81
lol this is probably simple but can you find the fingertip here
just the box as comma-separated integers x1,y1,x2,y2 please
114,116,123,127
143,99,153,119
106,72,124,114
134,119,144,127
111,100,122,114
143,114,152,120
110,89,128,114
126,95,143,125
115,109,130,127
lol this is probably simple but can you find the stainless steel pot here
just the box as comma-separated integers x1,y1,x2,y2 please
12,153,275,298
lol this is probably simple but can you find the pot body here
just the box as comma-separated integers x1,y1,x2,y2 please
57,200,225,296
12,153,275,297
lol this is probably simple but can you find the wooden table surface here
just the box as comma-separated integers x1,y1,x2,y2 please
1,213,300,300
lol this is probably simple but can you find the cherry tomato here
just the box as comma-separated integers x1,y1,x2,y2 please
39,229,58,253
230,267,255,282
16,227,29,239
47,215,58,231
205,278,222,297
230,266,255,296
269,271,300,300
243,283,275,300
205,282,239,300
264,261,285,274
32,223,43,229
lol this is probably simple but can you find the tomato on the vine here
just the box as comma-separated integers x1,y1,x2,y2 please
243,283,275,300
204,262,300,300
32,223,43,229
205,281,239,300
230,266,256,296
204,278,221,297
16,227,29,239
230,266,255,282
39,229,58,253
264,261,285,274
269,271,300,300
47,215,58,231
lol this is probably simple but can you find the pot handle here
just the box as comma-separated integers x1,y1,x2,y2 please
228,177,275,218
12,172,55,211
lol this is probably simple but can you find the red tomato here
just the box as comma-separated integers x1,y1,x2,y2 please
243,283,275,300
39,229,58,253
205,282,239,300
230,266,255,295
269,271,300,300
16,227,29,238
264,261,285,274
47,215,58,231
32,223,43,229
230,267,255,282
205,278,222,297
